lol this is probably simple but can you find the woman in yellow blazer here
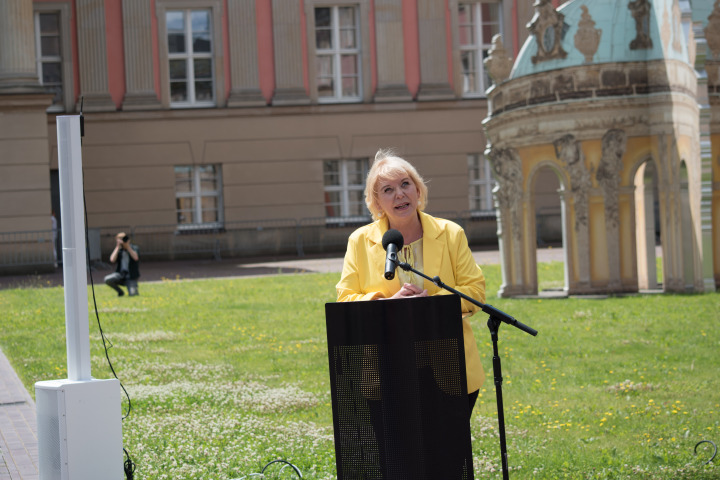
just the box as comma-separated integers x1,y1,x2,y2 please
336,148,486,413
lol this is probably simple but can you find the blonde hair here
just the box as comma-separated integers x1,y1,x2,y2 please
364,148,428,221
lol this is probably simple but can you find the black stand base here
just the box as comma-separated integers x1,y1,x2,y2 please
488,315,509,480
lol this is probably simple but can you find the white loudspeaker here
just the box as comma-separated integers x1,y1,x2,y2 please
35,378,123,480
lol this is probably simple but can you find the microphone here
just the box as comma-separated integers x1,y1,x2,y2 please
382,229,404,280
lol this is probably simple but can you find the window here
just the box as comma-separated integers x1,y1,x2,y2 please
323,159,370,221
156,0,223,108
314,6,361,102
468,154,496,213
305,1,371,103
175,165,223,228
458,2,502,96
34,9,69,112
166,9,214,107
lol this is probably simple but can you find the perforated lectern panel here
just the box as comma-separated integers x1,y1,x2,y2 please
326,295,474,480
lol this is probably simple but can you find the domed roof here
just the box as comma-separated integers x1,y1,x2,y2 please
511,0,690,79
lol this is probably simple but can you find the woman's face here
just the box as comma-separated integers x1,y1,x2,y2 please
375,173,420,225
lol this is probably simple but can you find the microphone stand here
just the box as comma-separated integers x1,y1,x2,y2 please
395,261,538,480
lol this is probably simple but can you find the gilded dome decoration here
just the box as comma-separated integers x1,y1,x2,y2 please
483,0,709,297
511,0,689,80
706,0,720,58
628,0,653,50
574,5,602,62
527,0,569,64
484,35,514,84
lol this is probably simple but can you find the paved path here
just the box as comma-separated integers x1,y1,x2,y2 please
0,247,565,478
0,246,568,291
0,350,37,480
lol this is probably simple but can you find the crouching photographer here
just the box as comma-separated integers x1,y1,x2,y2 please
104,232,140,296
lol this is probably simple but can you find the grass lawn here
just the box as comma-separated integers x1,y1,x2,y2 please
1,262,719,479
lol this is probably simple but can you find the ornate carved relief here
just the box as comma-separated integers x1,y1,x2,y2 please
628,0,653,50
658,133,670,192
596,129,627,230
597,130,626,290
484,34,514,84
671,0,682,53
706,0,720,58
553,134,591,230
488,147,524,240
574,5,602,63
527,0,568,64
707,61,719,87
661,5,671,52
687,25,696,66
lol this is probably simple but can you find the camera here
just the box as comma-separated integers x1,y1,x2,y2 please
122,235,129,243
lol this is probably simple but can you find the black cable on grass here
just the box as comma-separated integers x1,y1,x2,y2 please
123,448,137,479
83,192,132,420
695,440,717,465
83,198,136,480
78,106,136,479
260,459,303,478
236,459,303,479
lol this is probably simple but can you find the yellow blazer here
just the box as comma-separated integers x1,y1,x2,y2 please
336,211,486,393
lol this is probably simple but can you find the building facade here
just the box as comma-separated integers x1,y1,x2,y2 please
1,0,542,271
0,0,717,296
482,0,720,295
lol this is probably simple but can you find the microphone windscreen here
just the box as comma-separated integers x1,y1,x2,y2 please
382,229,404,251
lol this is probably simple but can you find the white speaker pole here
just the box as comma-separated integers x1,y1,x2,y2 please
35,115,123,480
56,115,91,381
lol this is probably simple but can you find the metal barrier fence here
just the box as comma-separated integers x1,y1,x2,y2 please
0,229,57,270
0,212,550,274
0,226,120,273
131,218,301,260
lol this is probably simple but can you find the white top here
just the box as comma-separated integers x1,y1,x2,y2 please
397,238,424,289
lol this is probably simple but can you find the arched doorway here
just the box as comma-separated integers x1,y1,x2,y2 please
634,160,662,290
530,164,566,296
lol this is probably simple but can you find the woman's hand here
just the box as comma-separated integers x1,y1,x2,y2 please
389,283,428,299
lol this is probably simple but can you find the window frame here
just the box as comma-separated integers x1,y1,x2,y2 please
304,0,372,104
33,3,74,112
323,158,371,224
468,153,496,214
156,0,224,109
175,164,224,230
313,5,362,103
450,0,504,98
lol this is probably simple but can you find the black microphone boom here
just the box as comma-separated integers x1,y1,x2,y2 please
393,256,538,480
382,229,404,280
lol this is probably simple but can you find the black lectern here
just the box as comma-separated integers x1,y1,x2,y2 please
325,295,474,480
